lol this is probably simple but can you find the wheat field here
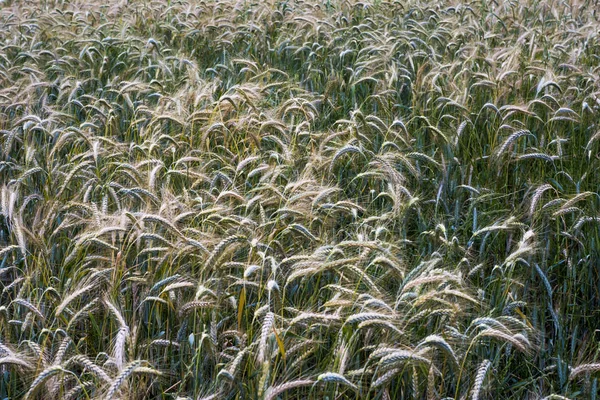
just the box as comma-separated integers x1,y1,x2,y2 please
0,0,599,398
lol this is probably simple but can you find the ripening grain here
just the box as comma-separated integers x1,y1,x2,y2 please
0,0,599,399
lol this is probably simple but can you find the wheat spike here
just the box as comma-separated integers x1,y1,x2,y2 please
264,379,314,400
471,359,491,400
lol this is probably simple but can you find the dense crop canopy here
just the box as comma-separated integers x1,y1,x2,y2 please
0,0,599,399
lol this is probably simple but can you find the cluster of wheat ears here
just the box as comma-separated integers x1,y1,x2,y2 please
0,0,599,398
